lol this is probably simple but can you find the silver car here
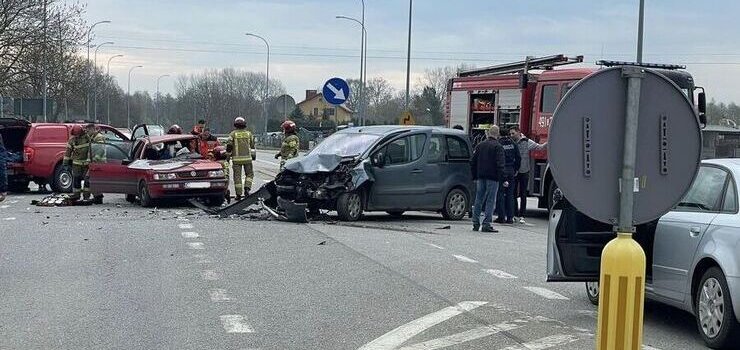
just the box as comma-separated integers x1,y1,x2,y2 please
548,158,740,349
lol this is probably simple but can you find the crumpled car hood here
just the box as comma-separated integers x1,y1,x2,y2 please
284,153,348,174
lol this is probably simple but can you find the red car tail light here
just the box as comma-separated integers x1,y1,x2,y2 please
23,146,35,163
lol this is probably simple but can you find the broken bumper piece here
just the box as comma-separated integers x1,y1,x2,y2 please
276,197,308,223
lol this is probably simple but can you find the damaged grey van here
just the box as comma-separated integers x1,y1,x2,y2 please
272,125,473,221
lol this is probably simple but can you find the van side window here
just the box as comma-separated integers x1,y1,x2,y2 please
540,84,558,113
384,134,426,165
427,135,446,163
446,136,470,160
100,128,126,142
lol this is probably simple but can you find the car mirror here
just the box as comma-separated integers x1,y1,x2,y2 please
372,151,386,168
697,91,707,127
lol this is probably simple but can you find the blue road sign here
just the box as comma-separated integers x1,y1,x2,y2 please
322,78,350,105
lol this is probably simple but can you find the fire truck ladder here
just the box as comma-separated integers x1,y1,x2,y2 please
458,54,584,77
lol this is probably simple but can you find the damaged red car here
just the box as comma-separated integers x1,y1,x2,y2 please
88,134,228,207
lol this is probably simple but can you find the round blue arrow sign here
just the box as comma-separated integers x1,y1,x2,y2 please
322,77,350,105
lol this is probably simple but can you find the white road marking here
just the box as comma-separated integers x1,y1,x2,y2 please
576,310,598,319
452,254,478,263
209,288,232,302
3,217,16,221
202,270,221,281
483,269,518,279
0,205,10,209
219,315,254,333
179,223,194,229
8,200,18,204
643,346,663,350
523,287,569,300
397,322,520,350
181,231,200,238
425,243,445,250
187,242,205,250
500,334,579,350
358,301,487,350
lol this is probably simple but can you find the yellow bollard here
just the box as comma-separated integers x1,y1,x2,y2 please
596,233,646,350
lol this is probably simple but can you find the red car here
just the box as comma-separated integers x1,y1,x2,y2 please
88,134,228,207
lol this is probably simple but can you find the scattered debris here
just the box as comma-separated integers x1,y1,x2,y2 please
436,225,452,230
32,194,93,207
317,240,327,245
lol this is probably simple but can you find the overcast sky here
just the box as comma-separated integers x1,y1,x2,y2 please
87,0,740,103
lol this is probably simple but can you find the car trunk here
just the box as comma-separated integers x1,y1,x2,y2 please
0,118,30,164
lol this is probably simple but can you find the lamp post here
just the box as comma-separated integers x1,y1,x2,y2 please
93,41,114,121
245,33,270,133
637,0,645,63
105,54,123,125
156,74,170,126
127,65,143,129
404,0,413,111
336,15,367,126
86,20,111,119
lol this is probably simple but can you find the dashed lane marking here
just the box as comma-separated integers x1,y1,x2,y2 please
452,254,478,263
2,217,16,221
0,205,10,209
483,269,518,279
179,223,194,229
219,315,254,333
499,334,579,350
397,322,521,350
193,253,212,264
8,200,18,204
209,288,232,302
187,242,205,250
358,301,487,350
181,231,200,238
425,243,445,250
523,287,569,300
202,270,221,281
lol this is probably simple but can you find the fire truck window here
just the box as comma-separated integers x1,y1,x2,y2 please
540,85,558,114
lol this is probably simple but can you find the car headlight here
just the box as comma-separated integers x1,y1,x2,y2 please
208,170,225,178
153,173,177,180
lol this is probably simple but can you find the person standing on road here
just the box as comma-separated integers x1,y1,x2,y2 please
227,117,255,200
63,124,105,204
495,127,521,225
471,125,505,233
510,126,547,224
190,119,206,151
0,131,7,202
275,120,299,171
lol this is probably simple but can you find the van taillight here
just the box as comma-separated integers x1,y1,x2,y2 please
23,147,34,163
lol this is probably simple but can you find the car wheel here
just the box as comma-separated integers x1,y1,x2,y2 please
695,267,740,349
585,281,599,306
386,211,404,218
138,182,155,208
125,194,137,203
337,191,363,221
442,188,468,220
52,164,73,193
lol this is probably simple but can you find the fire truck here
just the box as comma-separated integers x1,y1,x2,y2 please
445,54,707,209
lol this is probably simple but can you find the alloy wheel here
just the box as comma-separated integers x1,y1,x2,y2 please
699,277,725,338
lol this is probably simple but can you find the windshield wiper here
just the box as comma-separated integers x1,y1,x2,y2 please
677,201,712,211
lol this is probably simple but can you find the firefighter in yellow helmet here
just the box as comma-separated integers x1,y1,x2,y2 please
63,123,105,203
226,117,255,200
275,120,299,170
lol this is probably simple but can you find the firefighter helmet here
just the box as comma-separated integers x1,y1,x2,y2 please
167,124,183,134
234,117,247,128
70,125,84,136
281,120,296,133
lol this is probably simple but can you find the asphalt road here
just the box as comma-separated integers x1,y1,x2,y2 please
0,151,711,349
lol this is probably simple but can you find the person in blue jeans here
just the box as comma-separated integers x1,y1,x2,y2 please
471,126,505,232
0,132,7,202
495,127,521,224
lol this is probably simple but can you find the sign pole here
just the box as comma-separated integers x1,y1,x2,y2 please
596,66,646,350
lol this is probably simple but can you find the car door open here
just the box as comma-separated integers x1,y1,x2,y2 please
88,142,133,194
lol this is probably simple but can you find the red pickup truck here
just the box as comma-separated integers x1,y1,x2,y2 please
0,118,131,192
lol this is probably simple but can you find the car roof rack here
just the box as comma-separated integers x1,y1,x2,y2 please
458,54,584,77
596,60,686,70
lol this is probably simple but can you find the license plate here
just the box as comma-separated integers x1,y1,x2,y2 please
185,182,211,189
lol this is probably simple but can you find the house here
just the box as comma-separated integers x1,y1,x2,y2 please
296,90,353,124
702,124,740,159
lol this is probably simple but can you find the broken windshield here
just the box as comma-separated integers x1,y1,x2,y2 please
309,133,380,157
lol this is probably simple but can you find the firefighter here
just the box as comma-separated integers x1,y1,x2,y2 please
196,128,220,158
275,120,299,170
226,117,254,200
167,124,183,134
212,145,231,203
63,124,105,203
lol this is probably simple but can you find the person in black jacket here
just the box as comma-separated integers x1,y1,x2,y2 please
495,127,521,224
471,125,505,232
0,132,7,202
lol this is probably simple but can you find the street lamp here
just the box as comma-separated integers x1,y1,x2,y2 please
637,0,645,63
245,33,270,133
105,54,123,125
86,20,111,119
156,74,170,125
93,41,114,121
127,65,143,129
336,15,367,126
405,0,413,111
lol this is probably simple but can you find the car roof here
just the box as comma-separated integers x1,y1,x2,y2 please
336,125,468,137
145,134,197,144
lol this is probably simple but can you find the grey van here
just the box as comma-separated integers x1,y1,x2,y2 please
273,126,473,221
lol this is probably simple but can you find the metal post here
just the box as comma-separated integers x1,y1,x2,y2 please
127,65,143,129
42,0,47,122
93,42,114,121
245,33,270,133
404,0,413,110
336,16,366,126
86,20,111,120
106,55,123,126
637,0,645,63
619,68,643,232
156,74,170,126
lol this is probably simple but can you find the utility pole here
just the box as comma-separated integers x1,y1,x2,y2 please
404,0,413,111
42,0,48,122
637,0,645,63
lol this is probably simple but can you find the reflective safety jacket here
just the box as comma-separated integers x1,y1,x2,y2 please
64,133,106,166
280,134,299,160
227,129,254,165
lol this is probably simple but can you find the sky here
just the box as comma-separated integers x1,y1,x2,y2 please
86,0,740,103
